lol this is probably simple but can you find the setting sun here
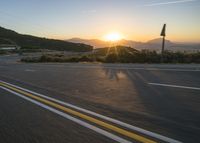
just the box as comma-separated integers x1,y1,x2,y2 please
104,32,122,42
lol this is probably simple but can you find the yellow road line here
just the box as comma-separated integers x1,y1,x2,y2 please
0,82,157,143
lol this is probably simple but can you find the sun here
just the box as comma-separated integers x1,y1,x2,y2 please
104,32,122,42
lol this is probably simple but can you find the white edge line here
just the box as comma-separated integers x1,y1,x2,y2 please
0,86,131,143
149,83,200,90
0,80,182,143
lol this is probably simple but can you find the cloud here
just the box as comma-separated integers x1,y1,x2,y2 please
144,0,197,6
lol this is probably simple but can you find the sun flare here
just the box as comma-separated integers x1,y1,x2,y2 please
104,32,122,42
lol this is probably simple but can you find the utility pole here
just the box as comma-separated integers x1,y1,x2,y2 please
160,24,166,62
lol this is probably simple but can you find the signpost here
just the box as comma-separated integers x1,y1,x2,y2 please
160,24,166,62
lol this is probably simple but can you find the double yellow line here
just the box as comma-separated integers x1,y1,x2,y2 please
0,81,157,143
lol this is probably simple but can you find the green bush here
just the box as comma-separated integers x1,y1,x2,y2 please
105,53,119,63
79,55,93,62
0,50,7,55
21,57,40,62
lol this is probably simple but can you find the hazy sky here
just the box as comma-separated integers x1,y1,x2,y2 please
0,0,200,42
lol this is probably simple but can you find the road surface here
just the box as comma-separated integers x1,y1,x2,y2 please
0,55,200,143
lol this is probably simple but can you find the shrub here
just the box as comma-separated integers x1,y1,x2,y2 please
20,48,200,64
105,53,119,63
79,55,93,62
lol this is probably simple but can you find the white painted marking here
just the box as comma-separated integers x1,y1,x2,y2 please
25,69,35,72
0,86,131,143
149,83,200,90
0,80,182,143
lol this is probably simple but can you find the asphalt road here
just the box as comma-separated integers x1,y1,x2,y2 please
0,55,200,143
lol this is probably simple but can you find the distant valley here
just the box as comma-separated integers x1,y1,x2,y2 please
67,38,200,52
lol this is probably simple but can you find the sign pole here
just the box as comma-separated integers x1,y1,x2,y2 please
161,35,165,55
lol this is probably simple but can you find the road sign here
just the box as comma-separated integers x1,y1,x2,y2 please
160,24,166,37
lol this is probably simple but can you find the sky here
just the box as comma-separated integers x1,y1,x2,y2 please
0,0,200,42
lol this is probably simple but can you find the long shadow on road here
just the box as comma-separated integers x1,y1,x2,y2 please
102,66,200,143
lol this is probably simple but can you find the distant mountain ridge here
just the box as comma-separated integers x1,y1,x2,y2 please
0,26,93,52
68,38,110,48
67,38,200,52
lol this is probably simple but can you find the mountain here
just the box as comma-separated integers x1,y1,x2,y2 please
136,38,173,50
67,38,200,52
146,38,172,45
68,38,143,49
68,38,111,48
67,38,174,49
0,26,93,52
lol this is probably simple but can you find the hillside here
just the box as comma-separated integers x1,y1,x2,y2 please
94,46,138,56
0,26,93,52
